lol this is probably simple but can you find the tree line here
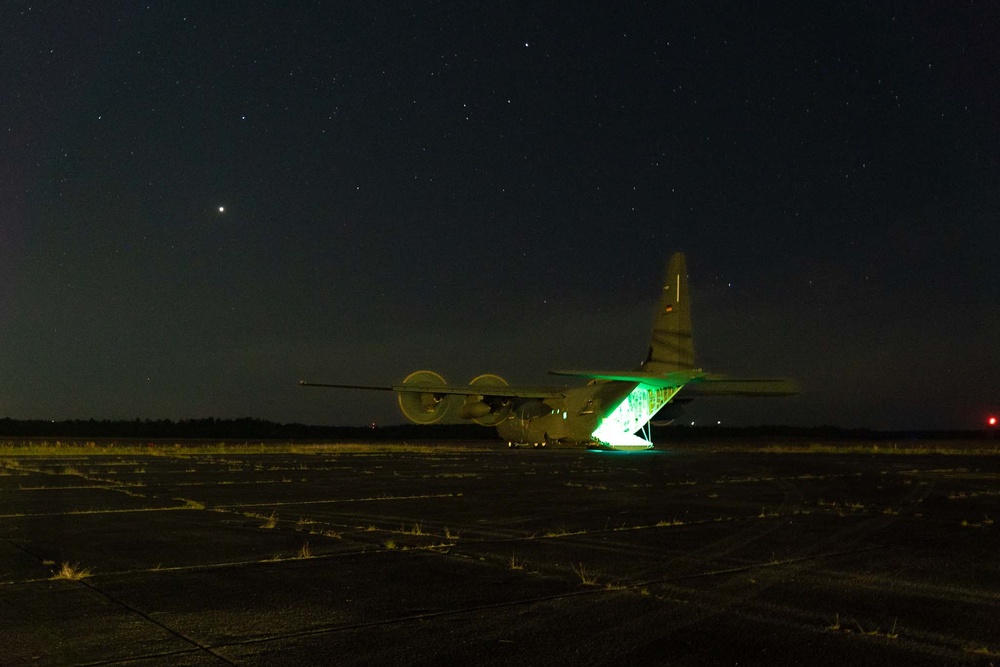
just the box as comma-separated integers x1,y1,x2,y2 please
0,417,990,441
0,417,486,441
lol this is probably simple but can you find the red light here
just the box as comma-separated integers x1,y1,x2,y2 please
989,416,998,427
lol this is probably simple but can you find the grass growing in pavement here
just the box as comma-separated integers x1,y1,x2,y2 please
751,442,999,456
542,526,586,538
2,438,995,457
400,522,425,536
175,498,205,510
572,562,599,586
51,562,92,580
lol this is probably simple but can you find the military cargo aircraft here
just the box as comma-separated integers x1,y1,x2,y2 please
300,253,795,450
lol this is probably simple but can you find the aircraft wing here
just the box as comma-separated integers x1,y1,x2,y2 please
391,383,565,399
299,381,564,399
548,369,706,389
299,381,394,392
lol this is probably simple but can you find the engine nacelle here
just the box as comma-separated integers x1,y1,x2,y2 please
466,373,512,427
397,370,452,424
459,401,493,419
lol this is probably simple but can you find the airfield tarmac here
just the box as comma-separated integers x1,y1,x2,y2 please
1,441,997,666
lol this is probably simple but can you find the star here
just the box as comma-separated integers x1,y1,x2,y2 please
218,206,225,213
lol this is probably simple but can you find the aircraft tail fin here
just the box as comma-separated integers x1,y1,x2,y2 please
640,252,695,373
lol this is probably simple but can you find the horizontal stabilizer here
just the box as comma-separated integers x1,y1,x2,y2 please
548,369,706,388
682,376,798,397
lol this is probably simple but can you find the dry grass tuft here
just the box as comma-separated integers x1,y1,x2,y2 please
260,511,279,529
401,522,425,536
52,562,92,581
572,562,599,586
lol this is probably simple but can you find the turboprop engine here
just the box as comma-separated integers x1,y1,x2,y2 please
396,370,452,424
460,373,512,426
396,371,513,426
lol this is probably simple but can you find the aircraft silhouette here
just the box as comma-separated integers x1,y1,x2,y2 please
300,253,795,450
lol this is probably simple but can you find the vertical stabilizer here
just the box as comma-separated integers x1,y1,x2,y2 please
640,252,695,373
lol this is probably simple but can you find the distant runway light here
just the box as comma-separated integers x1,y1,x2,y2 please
989,416,997,427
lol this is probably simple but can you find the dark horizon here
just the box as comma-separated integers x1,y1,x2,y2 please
1,415,996,443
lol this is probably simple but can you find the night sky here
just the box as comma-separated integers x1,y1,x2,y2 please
3,2,997,430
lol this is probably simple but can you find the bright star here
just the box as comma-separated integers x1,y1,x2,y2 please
218,206,225,213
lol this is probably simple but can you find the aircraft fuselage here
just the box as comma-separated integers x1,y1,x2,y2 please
495,380,677,449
